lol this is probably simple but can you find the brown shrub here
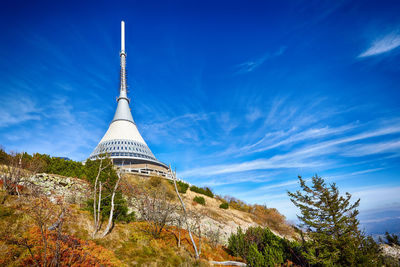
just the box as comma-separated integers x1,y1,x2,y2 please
250,205,295,237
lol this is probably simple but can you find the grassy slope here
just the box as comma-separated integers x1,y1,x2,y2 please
0,171,295,266
0,189,241,266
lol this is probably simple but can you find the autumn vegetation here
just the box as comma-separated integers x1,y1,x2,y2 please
0,149,247,266
2,148,398,266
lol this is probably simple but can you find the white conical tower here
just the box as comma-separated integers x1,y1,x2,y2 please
89,21,167,169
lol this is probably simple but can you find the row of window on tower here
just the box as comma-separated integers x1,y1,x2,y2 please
94,139,152,157
98,146,148,154
90,152,155,161
102,140,146,148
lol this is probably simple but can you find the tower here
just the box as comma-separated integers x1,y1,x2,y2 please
89,21,168,172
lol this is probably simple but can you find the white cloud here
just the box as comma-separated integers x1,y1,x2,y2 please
351,186,400,211
180,156,328,177
359,31,400,57
181,121,400,178
361,216,400,224
0,96,42,127
253,124,356,153
235,46,286,74
342,139,400,157
141,112,211,144
246,108,262,122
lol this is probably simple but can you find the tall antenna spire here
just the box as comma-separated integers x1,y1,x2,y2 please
120,20,127,94
111,20,133,123
121,21,125,52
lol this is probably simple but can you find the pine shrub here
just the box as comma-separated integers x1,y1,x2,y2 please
189,185,214,198
228,226,301,266
246,244,265,267
169,180,189,193
219,202,229,209
193,196,205,205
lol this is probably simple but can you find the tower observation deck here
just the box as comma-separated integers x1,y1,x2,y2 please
89,21,168,171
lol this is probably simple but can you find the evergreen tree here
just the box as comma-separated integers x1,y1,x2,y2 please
382,231,400,246
288,175,359,265
288,175,381,266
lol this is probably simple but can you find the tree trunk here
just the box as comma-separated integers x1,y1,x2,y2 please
92,159,103,238
171,168,199,259
101,171,122,237
209,261,246,266
92,182,102,238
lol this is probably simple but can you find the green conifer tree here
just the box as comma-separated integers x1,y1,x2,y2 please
288,175,368,266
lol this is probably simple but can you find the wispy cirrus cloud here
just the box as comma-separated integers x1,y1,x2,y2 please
141,112,212,145
359,31,400,58
343,139,400,157
181,119,400,178
235,46,286,74
0,95,42,127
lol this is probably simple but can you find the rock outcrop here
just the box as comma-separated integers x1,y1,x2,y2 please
20,173,90,204
380,244,400,262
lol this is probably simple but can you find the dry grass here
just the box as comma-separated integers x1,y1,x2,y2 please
0,187,244,266
178,183,296,240
0,169,297,266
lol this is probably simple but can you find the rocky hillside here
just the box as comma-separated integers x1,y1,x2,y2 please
2,168,399,266
17,171,295,243
19,173,90,203
0,169,298,266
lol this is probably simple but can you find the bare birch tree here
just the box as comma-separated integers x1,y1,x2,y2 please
171,168,199,259
91,158,110,238
101,166,123,237
88,155,121,238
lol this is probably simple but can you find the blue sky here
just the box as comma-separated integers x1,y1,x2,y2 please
1,0,400,232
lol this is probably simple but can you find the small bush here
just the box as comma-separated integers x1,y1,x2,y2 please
219,202,229,209
149,176,162,188
117,211,136,223
190,185,214,198
228,226,302,266
0,205,13,218
193,196,205,205
223,195,251,212
169,180,189,193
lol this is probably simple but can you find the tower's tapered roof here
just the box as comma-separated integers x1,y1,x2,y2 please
89,21,166,168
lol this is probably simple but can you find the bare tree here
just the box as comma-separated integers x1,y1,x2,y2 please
47,198,68,267
173,208,185,247
101,166,122,237
171,168,199,259
131,176,177,238
187,209,205,256
204,223,222,248
1,196,69,267
1,152,44,199
2,152,23,197
91,158,110,238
